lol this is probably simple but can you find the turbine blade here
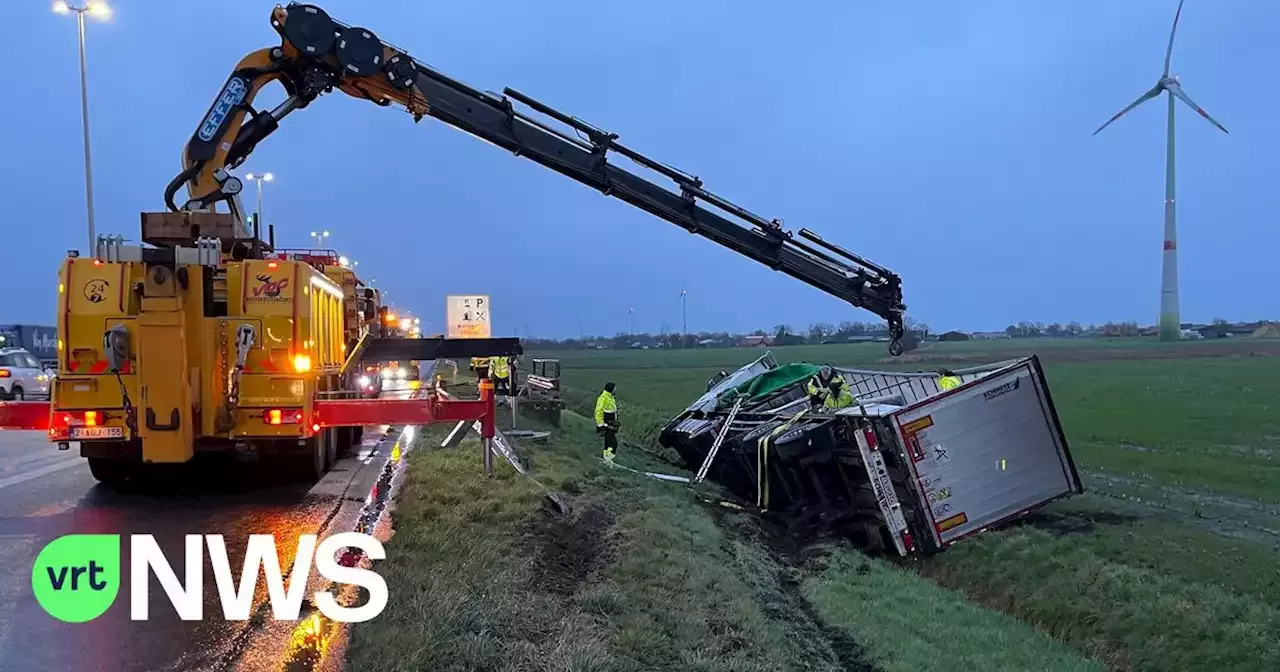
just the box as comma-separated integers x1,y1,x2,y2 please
1164,0,1186,77
1093,85,1163,135
1168,84,1229,134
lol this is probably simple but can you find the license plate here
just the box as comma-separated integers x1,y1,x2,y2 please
70,426,124,440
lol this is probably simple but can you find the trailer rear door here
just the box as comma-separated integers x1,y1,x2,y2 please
890,356,1081,548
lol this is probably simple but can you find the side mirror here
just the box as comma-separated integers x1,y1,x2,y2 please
103,324,131,372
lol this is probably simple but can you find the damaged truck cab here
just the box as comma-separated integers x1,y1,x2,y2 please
660,353,1083,555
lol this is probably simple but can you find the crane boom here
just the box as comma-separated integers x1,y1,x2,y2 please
166,3,907,353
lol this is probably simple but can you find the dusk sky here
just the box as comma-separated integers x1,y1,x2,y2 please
3,0,1275,338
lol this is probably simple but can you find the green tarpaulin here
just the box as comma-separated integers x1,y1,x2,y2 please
717,363,821,409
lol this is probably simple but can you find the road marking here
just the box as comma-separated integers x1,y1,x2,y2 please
0,456,83,491
0,535,34,660
0,448,81,476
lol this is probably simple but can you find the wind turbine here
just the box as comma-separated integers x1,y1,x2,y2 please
1093,0,1227,342
677,289,688,346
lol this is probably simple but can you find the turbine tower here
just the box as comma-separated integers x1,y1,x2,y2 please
1093,0,1228,342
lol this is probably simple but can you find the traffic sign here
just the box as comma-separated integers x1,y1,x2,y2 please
446,294,491,339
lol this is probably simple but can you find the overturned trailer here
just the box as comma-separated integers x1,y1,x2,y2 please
658,353,1083,556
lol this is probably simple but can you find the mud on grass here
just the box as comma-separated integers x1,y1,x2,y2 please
347,415,877,671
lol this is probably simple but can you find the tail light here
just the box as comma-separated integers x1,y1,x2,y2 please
263,409,304,425
48,410,110,439
0,369,9,378
862,425,878,450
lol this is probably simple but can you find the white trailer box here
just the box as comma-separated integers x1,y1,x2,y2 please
887,358,1081,549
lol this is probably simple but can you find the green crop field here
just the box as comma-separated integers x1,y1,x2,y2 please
534,338,1280,670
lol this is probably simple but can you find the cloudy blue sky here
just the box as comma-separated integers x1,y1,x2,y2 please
3,0,1275,337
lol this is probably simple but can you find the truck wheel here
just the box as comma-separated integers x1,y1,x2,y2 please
294,434,327,482
325,428,339,468
87,457,134,486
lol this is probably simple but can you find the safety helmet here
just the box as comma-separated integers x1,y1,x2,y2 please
820,365,833,378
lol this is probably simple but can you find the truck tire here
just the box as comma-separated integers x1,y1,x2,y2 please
87,457,134,486
325,428,339,469
293,434,327,482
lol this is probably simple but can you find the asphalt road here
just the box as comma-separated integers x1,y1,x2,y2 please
0,379,422,672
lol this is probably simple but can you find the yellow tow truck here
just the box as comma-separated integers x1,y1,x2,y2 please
51,221,361,484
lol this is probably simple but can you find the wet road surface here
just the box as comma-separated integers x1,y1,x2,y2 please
0,380,423,672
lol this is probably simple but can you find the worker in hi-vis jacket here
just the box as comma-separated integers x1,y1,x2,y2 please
490,356,511,396
595,382,620,461
471,356,490,382
938,369,962,391
823,378,855,410
807,365,846,409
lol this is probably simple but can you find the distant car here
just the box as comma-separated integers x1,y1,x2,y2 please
0,347,52,401
358,365,383,398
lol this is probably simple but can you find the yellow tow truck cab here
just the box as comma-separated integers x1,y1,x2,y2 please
51,214,357,483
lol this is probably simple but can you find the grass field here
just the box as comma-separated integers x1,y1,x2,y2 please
348,384,1098,672
538,337,1280,670
347,338,1279,670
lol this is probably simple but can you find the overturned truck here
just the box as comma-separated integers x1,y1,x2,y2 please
658,353,1083,556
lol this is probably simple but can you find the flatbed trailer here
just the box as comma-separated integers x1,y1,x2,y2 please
516,358,565,427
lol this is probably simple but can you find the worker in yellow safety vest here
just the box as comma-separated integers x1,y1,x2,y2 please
491,356,511,396
938,369,962,391
471,356,490,382
807,365,846,409
821,378,855,410
595,382,620,461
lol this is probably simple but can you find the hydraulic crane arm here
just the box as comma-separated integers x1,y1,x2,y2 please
167,3,907,353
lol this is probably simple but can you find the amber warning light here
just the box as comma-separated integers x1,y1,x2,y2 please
263,409,303,425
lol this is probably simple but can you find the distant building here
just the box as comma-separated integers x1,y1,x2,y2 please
1252,323,1280,339
1196,322,1266,339
937,330,971,342
739,334,774,348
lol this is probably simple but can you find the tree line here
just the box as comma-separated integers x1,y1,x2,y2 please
516,316,1221,350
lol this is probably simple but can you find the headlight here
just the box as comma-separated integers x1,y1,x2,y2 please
358,375,371,387
380,368,393,379
395,369,406,380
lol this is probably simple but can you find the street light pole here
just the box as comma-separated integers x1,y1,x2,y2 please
55,2,112,252
245,172,274,226
628,308,634,336
76,9,95,253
